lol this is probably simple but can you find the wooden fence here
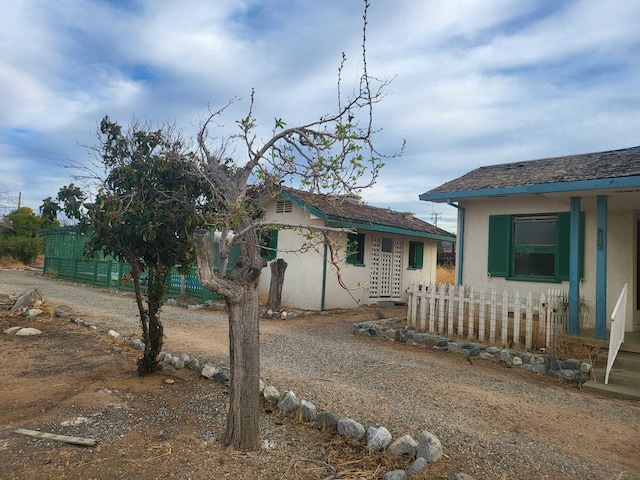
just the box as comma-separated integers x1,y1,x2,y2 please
406,282,570,349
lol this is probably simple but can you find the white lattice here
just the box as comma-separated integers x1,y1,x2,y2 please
369,237,380,297
392,239,402,297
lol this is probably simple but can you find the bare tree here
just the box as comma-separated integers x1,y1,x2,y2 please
194,0,402,451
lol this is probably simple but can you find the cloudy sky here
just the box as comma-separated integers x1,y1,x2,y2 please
1,0,639,233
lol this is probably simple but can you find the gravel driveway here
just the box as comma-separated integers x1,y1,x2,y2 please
2,269,639,479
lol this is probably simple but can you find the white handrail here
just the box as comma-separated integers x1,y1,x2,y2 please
605,283,628,385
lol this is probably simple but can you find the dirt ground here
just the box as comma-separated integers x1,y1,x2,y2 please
0,295,443,480
1,270,640,479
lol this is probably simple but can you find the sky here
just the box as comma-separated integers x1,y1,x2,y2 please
1,0,639,233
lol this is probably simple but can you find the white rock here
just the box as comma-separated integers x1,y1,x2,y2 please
416,430,443,463
4,326,23,335
22,308,43,317
366,426,392,451
263,385,280,402
15,327,42,336
201,365,218,379
512,356,523,366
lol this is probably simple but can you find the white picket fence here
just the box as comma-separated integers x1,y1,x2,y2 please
406,282,570,349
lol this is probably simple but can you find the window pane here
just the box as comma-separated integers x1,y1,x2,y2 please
513,251,555,277
514,219,556,245
381,237,393,253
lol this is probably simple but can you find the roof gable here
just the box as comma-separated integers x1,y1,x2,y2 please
278,187,455,241
421,146,640,201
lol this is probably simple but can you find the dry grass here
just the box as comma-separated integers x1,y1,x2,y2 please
0,255,25,269
436,265,455,285
548,335,601,365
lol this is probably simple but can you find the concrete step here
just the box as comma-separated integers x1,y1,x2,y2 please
601,369,640,389
582,380,640,401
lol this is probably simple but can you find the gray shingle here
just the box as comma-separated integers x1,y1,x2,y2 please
423,145,640,195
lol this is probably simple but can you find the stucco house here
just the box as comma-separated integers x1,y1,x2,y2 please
419,146,640,341
258,187,456,311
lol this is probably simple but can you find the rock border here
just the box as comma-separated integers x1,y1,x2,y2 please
67,315,475,479
353,319,592,382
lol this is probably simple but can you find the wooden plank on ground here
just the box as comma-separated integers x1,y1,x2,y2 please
13,428,97,446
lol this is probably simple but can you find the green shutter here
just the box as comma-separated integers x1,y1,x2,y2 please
415,241,424,269
487,215,511,277
346,232,365,265
268,229,278,260
557,212,584,281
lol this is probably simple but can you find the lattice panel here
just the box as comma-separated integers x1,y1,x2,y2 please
379,252,392,296
369,237,380,297
392,239,402,297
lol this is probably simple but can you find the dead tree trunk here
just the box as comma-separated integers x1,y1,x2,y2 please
266,258,287,312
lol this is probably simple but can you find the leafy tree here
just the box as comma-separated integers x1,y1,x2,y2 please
39,197,61,229
58,116,214,374
2,207,41,238
193,1,401,450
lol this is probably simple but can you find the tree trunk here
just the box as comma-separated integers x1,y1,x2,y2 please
224,282,261,450
266,258,287,312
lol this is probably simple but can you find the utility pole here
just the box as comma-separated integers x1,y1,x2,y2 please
17,192,21,209
430,211,441,227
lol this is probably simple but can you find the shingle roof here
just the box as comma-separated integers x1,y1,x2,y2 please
281,187,455,239
423,145,640,196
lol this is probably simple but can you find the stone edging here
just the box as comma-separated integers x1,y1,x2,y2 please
353,318,593,382
66,315,478,480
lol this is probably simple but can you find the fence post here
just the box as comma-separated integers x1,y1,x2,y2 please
478,288,486,342
525,292,534,349
419,283,427,331
407,283,416,329
428,282,436,332
447,285,456,335
438,283,446,332
501,290,509,346
467,287,475,340
489,289,497,344
512,291,521,347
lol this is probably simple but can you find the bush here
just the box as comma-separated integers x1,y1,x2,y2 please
0,236,44,265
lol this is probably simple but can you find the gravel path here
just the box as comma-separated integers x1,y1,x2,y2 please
2,269,640,479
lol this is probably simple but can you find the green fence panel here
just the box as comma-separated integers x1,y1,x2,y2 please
43,227,232,304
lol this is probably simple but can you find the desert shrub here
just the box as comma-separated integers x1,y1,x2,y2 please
0,236,44,265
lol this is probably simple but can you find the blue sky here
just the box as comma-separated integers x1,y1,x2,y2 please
1,0,639,233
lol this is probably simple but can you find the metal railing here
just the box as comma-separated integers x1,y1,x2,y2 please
605,283,628,385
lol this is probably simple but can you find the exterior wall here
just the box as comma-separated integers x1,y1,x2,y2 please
258,198,439,310
456,195,637,332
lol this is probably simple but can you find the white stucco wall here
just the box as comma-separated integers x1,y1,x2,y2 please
456,195,637,332
258,198,439,310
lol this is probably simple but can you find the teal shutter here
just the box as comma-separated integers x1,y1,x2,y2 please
346,233,364,265
267,229,278,260
487,215,511,277
415,241,424,269
557,212,584,281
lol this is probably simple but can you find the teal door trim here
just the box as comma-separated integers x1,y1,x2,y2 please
595,195,608,339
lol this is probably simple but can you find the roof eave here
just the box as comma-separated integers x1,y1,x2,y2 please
326,219,456,242
419,175,640,202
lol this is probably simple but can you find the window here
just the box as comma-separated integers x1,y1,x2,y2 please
346,232,365,265
488,212,583,282
276,199,293,213
408,241,424,269
260,229,278,260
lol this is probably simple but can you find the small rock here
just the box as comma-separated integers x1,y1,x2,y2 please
14,327,42,336
263,386,280,403
388,434,418,456
201,365,218,379
407,456,427,476
512,356,523,366
277,391,300,413
108,330,122,339
112,346,122,352
171,356,185,369
129,339,145,351
366,426,392,451
300,400,317,421
486,346,501,354
280,311,288,320
265,309,274,319
164,378,175,385
213,371,230,384
447,341,459,352
4,326,23,335
337,418,365,440
54,309,68,317
259,379,265,393
21,308,43,318
580,362,591,373
382,470,407,480
416,431,443,463
316,412,339,432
